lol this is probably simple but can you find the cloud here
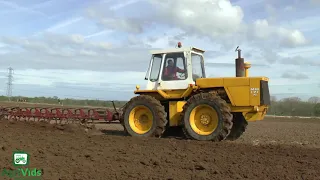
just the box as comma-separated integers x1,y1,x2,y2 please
87,14,145,34
84,30,113,39
109,0,143,10
85,0,147,34
148,0,244,37
281,71,309,80
264,4,278,23
86,0,308,51
0,32,156,72
167,32,189,46
279,55,320,66
30,0,55,9
46,17,84,32
1,32,111,53
0,0,47,16
310,0,320,5
85,0,246,47
250,19,308,47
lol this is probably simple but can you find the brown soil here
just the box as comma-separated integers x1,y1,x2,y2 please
0,117,320,180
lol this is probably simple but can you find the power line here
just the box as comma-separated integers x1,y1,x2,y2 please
6,67,14,101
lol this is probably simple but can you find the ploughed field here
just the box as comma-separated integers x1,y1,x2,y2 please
0,102,320,179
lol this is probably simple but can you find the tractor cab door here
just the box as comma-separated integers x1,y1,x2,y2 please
157,52,191,90
145,54,163,90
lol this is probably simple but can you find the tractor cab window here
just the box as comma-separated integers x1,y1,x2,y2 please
191,53,205,81
148,54,163,82
161,52,187,81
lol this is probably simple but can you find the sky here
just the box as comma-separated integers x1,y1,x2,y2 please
0,0,320,101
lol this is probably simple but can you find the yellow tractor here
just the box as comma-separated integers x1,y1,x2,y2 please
120,43,270,141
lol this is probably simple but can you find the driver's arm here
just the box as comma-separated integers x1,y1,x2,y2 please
176,67,185,73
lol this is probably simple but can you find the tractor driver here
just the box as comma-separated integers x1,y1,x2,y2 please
163,59,185,80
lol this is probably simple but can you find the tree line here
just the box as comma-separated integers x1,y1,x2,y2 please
1,95,320,117
268,96,320,117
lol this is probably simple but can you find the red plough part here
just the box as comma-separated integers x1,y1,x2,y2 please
0,101,122,124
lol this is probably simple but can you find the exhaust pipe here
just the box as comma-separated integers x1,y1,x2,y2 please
235,46,245,77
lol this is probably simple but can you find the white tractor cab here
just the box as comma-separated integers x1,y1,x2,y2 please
144,42,206,90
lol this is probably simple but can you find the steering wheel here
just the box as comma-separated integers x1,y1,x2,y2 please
177,72,186,79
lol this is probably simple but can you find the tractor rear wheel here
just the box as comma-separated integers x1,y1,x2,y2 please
181,92,233,141
122,95,167,137
226,113,248,141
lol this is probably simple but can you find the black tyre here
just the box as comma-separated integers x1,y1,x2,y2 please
226,113,248,141
122,95,167,137
181,92,233,141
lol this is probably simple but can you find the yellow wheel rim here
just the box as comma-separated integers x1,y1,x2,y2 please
189,104,219,135
128,105,153,134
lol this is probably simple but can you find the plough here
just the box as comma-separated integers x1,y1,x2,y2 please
0,101,121,124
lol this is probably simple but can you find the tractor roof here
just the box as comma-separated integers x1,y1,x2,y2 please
150,47,205,55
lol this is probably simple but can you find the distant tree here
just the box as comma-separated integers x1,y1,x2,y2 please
281,97,301,102
314,103,320,116
308,96,320,104
270,96,277,102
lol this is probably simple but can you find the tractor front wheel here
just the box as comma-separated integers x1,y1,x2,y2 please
122,95,167,137
181,92,233,141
